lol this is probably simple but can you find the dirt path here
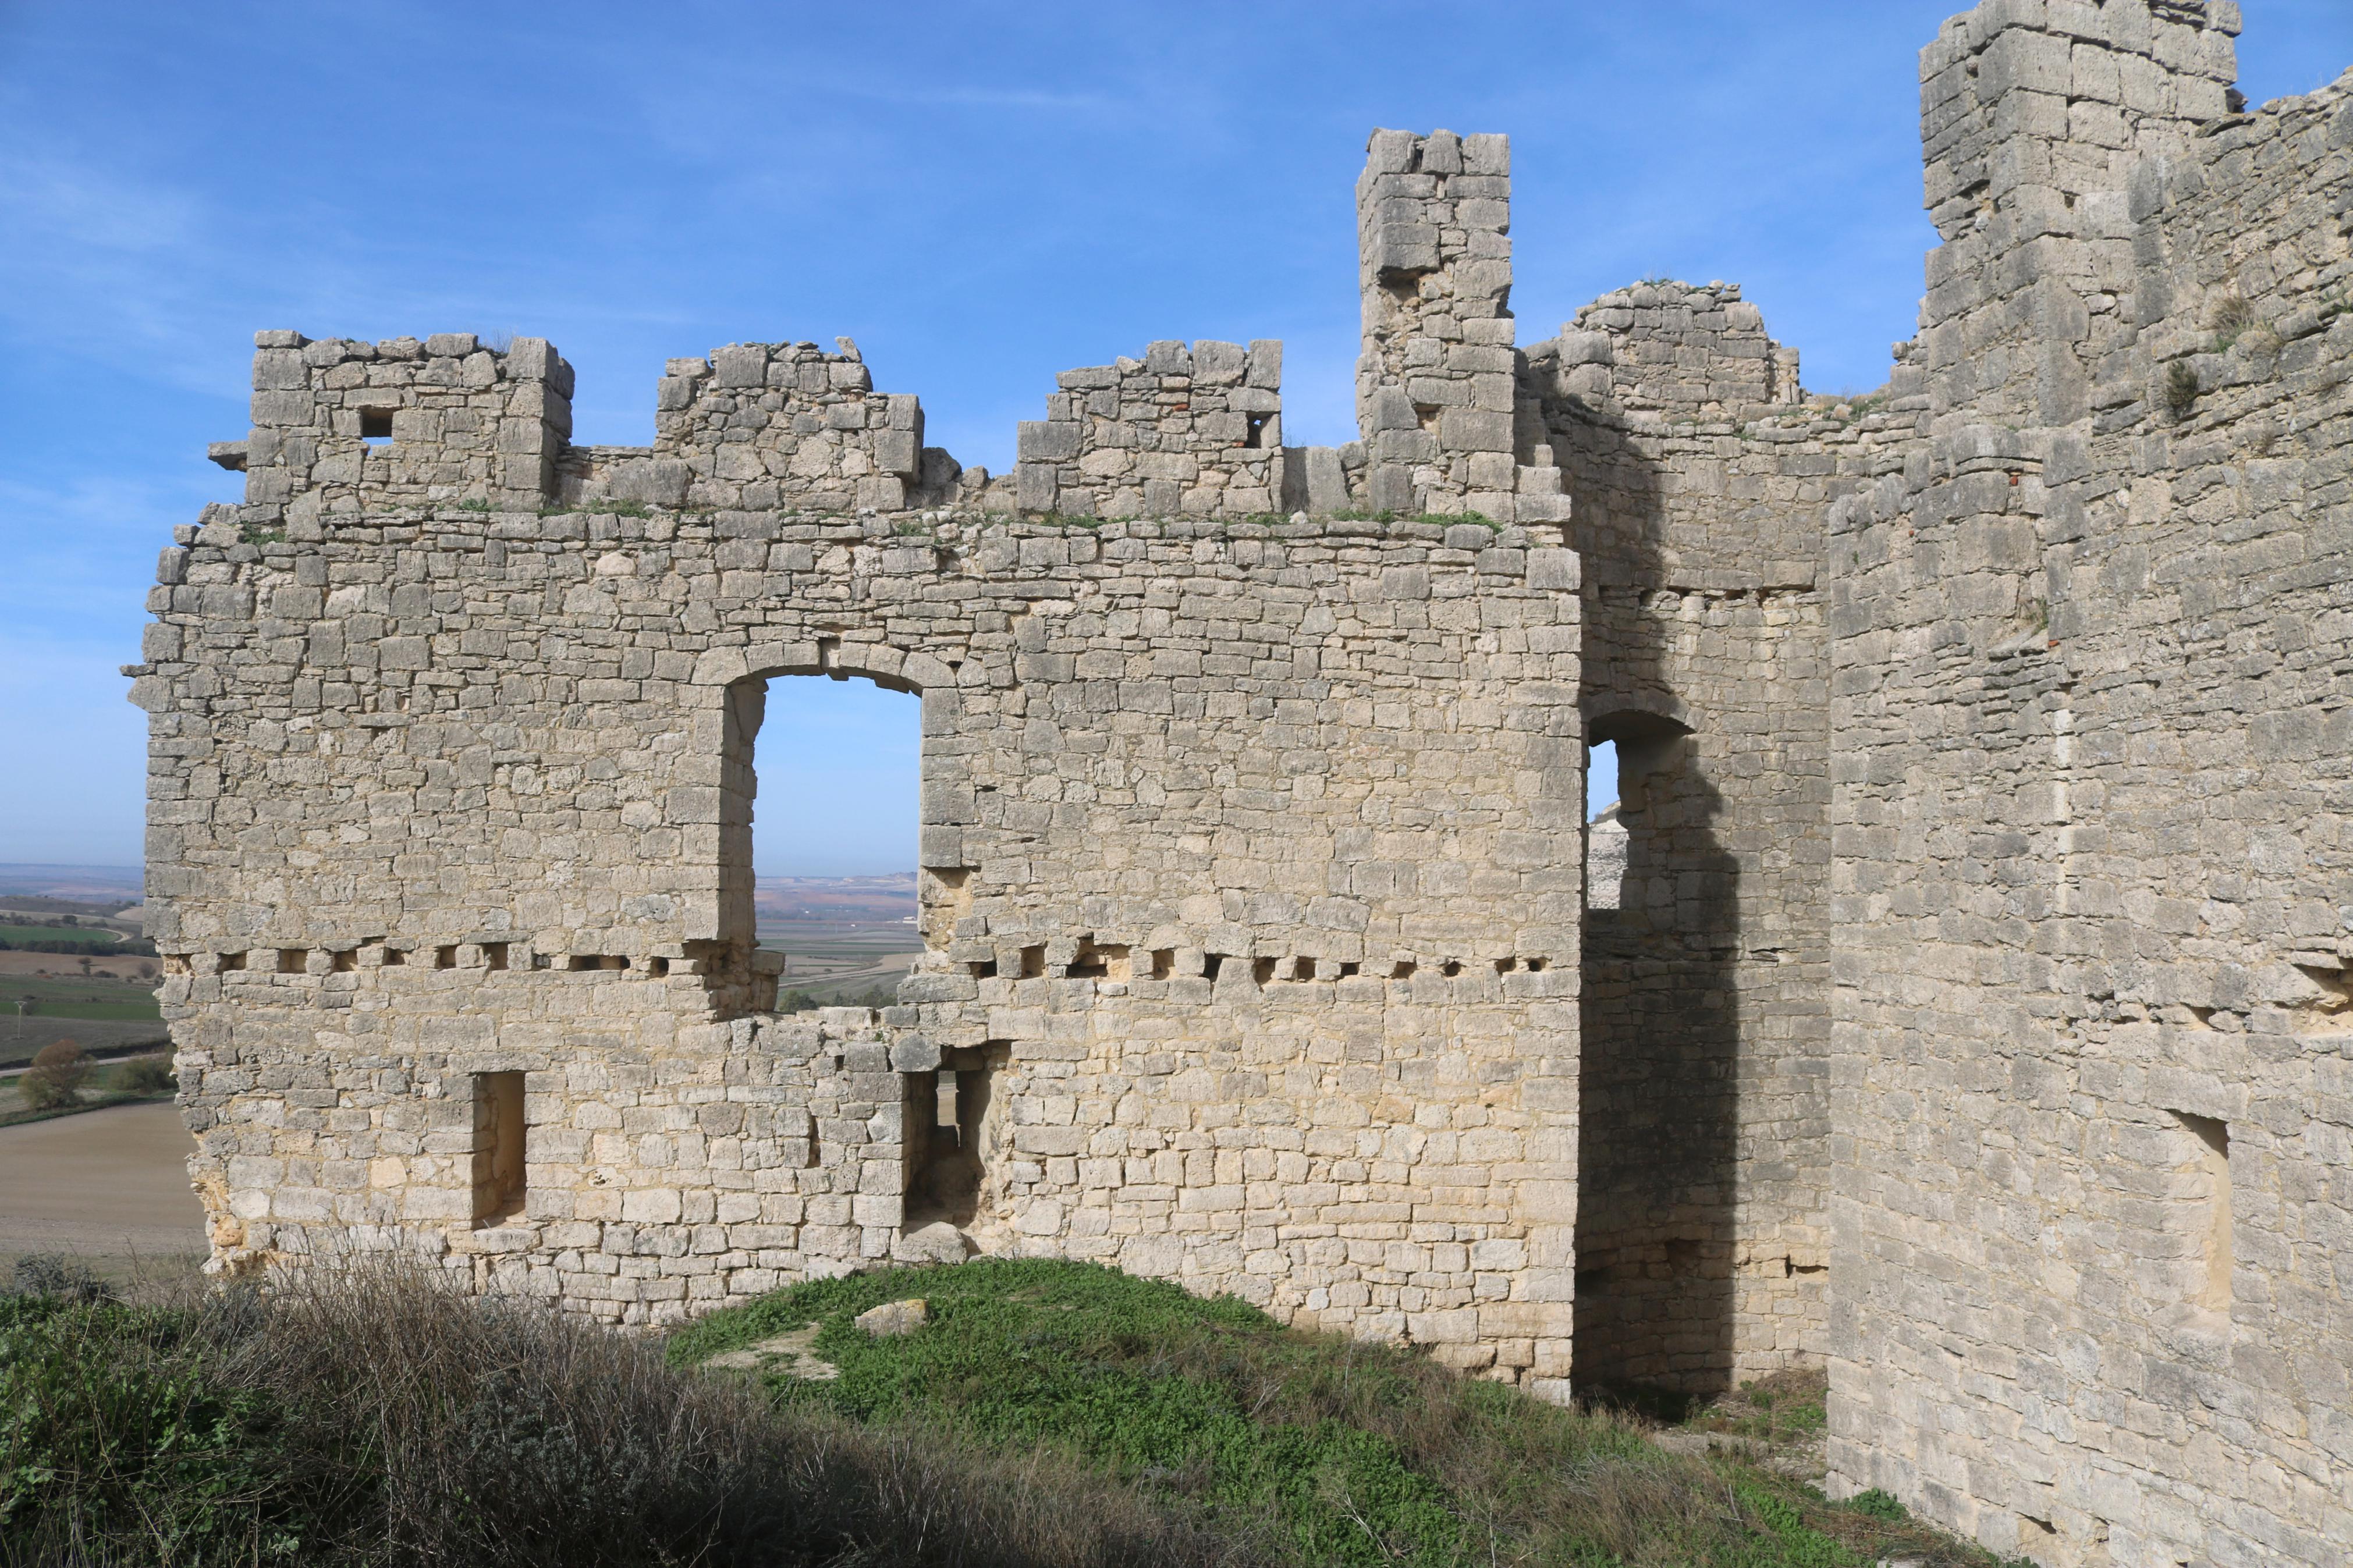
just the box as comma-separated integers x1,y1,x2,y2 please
0,1099,205,1265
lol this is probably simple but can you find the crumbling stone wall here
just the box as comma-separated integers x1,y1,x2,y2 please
561,338,970,515
1825,2,2352,1564
1010,339,1286,519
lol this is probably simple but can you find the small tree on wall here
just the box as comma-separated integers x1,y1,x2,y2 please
21,1040,91,1111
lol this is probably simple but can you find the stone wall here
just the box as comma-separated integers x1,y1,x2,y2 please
565,337,970,514
1354,129,1571,526
1524,285,1911,1393
136,495,1589,1383
1011,339,1285,518
137,10,2353,1555
212,333,574,520
1825,2,2352,1563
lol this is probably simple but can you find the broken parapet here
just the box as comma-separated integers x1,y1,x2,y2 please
1529,282,1803,421
1013,339,1284,518
1354,130,1568,525
217,332,574,521
565,337,968,513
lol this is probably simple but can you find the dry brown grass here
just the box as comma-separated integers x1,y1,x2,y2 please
2,1261,1265,1568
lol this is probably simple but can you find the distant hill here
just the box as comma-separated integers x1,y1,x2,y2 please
754,873,917,924
0,866,917,927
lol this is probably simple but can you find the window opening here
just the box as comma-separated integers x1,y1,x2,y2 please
359,408,394,442
905,1043,1007,1231
1244,411,1272,449
470,1071,526,1226
1587,737,1624,911
732,673,922,1012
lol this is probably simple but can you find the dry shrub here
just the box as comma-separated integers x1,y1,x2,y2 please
20,1040,90,1111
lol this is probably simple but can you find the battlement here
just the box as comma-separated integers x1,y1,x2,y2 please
219,331,574,520
1534,280,1804,422
1013,338,1284,518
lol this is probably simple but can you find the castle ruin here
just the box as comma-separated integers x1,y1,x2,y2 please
133,2,2348,1562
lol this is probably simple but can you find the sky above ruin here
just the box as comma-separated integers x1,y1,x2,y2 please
3,2,2348,874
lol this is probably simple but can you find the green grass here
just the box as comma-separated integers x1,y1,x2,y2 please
1,975,162,1023
0,924,129,946
2,1258,2028,1568
672,1258,2007,1568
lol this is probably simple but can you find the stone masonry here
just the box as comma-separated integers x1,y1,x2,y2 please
143,3,2345,1562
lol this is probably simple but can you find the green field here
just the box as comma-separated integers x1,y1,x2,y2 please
757,920,922,1004
3,976,161,1022
0,924,130,945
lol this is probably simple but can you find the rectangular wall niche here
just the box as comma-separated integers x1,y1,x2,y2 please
471,1071,527,1226
2171,1110,2231,1317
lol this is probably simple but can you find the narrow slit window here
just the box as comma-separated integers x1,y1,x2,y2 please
471,1071,527,1226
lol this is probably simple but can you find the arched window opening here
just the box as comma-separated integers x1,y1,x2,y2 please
726,673,922,1012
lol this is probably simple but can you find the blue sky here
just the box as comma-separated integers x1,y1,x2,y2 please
3,3,2346,874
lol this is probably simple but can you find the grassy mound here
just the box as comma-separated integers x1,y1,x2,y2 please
670,1257,2012,1568
0,1253,2019,1567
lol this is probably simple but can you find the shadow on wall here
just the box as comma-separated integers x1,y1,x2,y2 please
1559,414,1744,1400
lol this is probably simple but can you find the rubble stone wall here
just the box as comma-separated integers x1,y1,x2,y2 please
1825,2,2353,1563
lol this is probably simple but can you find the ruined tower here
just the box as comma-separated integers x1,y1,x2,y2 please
137,2,2349,1563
